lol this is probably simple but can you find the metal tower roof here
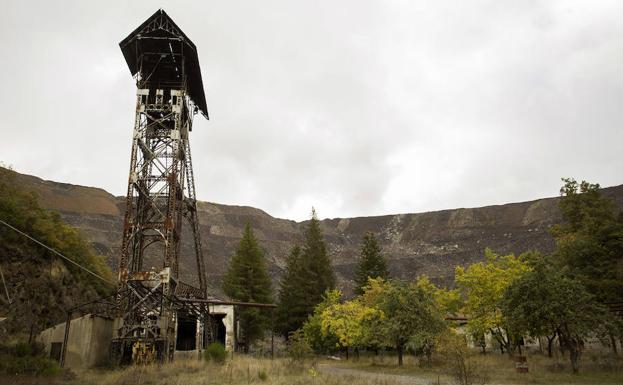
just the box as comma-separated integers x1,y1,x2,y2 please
119,9,209,119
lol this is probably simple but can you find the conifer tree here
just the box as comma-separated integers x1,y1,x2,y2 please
302,208,336,297
354,232,389,294
276,245,307,336
222,223,272,352
276,208,335,337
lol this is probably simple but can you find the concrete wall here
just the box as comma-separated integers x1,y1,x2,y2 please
173,305,235,361
38,314,113,369
211,304,234,351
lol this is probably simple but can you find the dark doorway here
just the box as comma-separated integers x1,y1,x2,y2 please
50,342,62,362
176,313,197,351
206,314,226,346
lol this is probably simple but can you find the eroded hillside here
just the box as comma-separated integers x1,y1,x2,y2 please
7,170,623,295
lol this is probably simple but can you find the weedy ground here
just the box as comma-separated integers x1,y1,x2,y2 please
336,350,623,385
62,356,400,385
3,352,622,385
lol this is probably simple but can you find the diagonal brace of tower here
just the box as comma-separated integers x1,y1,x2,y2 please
113,9,208,363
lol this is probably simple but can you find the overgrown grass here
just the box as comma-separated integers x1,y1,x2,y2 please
9,351,621,385
337,350,623,385
67,356,401,385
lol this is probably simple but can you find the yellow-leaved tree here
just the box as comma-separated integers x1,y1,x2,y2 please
455,248,531,354
320,296,385,358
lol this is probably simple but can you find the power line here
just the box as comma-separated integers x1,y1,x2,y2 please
0,218,116,287
0,263,11,304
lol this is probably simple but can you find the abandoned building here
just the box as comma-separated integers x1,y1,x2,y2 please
38,303,234,369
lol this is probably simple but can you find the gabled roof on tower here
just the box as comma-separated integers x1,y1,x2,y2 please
119,9,208,119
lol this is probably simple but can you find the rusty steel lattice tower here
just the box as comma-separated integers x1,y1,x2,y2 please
114,9,209,363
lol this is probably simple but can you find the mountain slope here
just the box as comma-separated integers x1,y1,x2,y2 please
0,168,114,334
6,169,623,295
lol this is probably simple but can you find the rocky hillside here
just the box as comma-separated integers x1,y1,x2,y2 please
7,170,623,296
0,168,114,334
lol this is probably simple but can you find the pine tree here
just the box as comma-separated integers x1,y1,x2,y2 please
275,245,307,336
276,208,335,337
222,223,272,352
354,232,389,294
302,208,336,296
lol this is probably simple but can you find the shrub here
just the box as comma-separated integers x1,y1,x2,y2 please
204,342,227,363
0,342,61,376
287,329,313,363
258,369,268,381
438,333,487,385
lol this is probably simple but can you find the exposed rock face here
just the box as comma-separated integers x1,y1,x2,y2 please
9,171,623,296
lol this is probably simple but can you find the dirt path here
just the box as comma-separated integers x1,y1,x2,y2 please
319,364,438,385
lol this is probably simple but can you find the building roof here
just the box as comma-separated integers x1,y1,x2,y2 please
119,9,208,119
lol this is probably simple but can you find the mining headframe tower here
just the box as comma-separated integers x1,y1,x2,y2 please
113,9,209,363
37,9,275,368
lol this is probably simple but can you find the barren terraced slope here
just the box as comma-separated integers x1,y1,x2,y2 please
6,169,623,296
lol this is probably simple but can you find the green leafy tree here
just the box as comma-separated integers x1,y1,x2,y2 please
552,178,623,352
354,232,389,295
502,261,609,373
302,289,341,354
455,249,531,355
552,178,623,302
276,208,335,337
222,223,273,352
412,275,461,363
415,275,462,317
319,291,385,358
373,279,446,366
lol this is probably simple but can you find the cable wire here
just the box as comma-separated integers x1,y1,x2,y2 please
0,218,116,287
0,263,11,304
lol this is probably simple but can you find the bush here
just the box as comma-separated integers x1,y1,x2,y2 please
258,369,268,381
437,333,487,385
287,329,313,363
204,342,227,363
0,342,60,376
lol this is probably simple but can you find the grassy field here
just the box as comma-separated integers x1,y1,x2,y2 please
336,351,623,385
2,351,622,385
53,356,401,385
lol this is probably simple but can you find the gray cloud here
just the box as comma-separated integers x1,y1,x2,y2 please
1,1,622,220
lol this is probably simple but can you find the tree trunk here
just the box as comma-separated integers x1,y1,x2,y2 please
569,343,581,374
354,347,360,360
397,344,404,366
546,335,555,358
28,323,34,344
345,347,349,360
557,330,565,356
610,333,619,356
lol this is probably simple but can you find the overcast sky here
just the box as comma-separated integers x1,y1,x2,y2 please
1,1,622,221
